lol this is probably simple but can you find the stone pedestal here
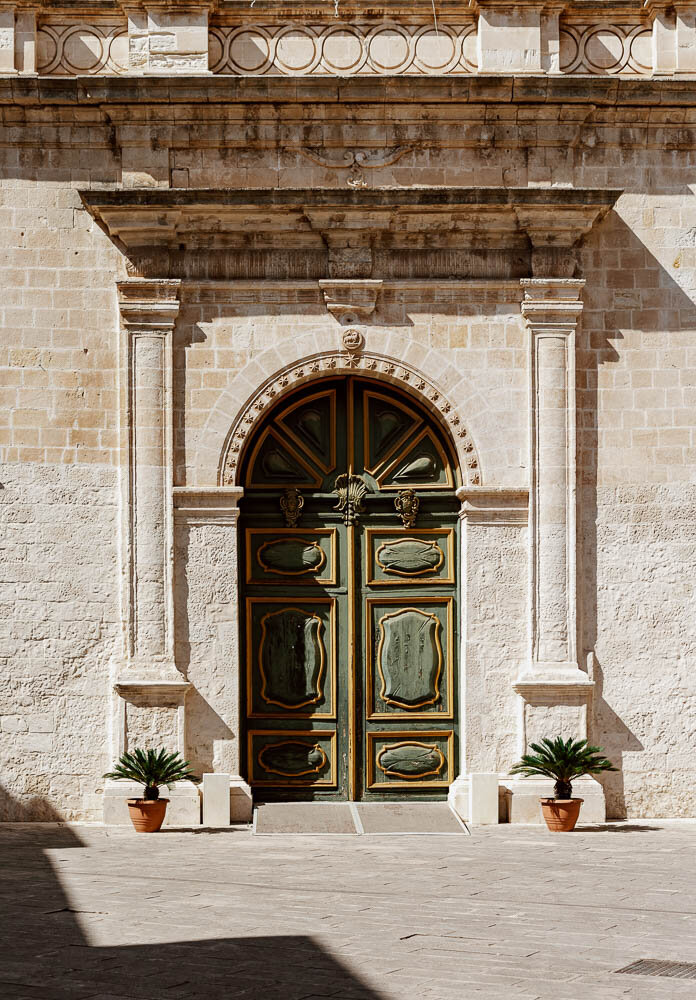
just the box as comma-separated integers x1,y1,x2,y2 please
103,780,201,826
505,776,606,825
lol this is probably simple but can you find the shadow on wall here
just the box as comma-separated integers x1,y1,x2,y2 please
0,787,387,1000
577,210,696,818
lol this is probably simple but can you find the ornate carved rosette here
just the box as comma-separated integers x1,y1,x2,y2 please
220,352,481,488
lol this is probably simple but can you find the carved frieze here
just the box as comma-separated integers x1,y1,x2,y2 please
37,20,128,75
209,21,477,76
560,21,652,75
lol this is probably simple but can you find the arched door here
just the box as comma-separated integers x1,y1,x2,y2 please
240,376,460,801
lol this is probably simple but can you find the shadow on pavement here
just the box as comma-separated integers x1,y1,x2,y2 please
0,788,385,1000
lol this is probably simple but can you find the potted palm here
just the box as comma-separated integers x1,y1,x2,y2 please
104,748,198,833
510,736,617,832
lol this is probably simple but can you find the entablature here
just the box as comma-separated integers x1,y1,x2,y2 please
81,185,620,280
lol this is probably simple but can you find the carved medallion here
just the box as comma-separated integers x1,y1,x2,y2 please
377,741,445,780
377,607,442,709
259,608,325,710
394,489,420,528
280,488,304,527
376,537,444,577
257,538,326,576
258,740,328,778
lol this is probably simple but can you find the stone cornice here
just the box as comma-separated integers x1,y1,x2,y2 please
3,73,696,107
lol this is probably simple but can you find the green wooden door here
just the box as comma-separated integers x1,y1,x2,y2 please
240,377,459,800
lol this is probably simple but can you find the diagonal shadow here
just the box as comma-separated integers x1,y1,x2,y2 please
0,786,386,1000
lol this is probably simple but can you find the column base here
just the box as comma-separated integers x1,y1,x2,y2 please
230,776,253,823
504,775,606,825
103,779,201,826
449,775,606,825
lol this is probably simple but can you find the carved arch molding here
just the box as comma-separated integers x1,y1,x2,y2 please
219,351,480,487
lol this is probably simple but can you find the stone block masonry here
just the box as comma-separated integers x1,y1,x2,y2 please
1,2,696,822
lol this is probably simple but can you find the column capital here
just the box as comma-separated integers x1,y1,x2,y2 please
520,278,585,327
457,486,529,526
117,279,181,333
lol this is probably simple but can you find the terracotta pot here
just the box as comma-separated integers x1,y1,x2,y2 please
127,798,169,833
540,797,583,832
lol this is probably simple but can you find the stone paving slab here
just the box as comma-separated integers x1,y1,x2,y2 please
1,821,695,1000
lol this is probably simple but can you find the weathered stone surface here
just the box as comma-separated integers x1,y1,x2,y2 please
1,1,696,823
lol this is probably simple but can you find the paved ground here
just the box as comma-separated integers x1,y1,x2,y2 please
1,820,696,1000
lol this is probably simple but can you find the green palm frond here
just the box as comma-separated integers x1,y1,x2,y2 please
104,748,197,791
510,736,616,798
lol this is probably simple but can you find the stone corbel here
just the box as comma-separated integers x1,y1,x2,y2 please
457,486,529,526
513,202,614,278
318,279,383,325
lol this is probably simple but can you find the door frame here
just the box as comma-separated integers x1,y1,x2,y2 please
237,373,464,801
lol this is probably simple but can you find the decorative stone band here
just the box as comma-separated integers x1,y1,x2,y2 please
219,350,481,488
3,2,696,78
208,21,478,76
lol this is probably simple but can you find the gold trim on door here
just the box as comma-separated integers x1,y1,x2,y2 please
245,528,338,586
246,597,337,720
376,426,454,491
248,729,338,787
275,388,338,475
366,730,454,789
366,528,455,586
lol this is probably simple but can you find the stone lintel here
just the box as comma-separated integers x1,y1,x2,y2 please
83,191,620,278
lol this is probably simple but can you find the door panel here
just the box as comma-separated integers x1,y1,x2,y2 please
365,598,454,720
245,528,337,585
366,731,454,790
248,730,338,788
365,528,455,585
246,598,337,718
240,376,459,801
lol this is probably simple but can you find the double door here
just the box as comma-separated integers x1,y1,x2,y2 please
240,377,459,800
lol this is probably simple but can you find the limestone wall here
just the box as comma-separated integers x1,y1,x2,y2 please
1,76,696,819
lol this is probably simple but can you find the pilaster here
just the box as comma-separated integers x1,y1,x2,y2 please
108,281,188,790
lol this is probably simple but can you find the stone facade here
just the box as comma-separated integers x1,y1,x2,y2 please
1,0,696,823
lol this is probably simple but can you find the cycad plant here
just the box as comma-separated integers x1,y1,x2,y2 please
510,736,617,800
104,748,197,801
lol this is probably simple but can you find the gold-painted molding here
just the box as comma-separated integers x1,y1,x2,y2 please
248,729,338,787
362,388,423,476
246,528,337,586
376,740,445,780
367,730,454,789
376,425,455,491
246,598,337,720
368,529,454,585
275,387,337,476
365,597,454,720
245,425,323,489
